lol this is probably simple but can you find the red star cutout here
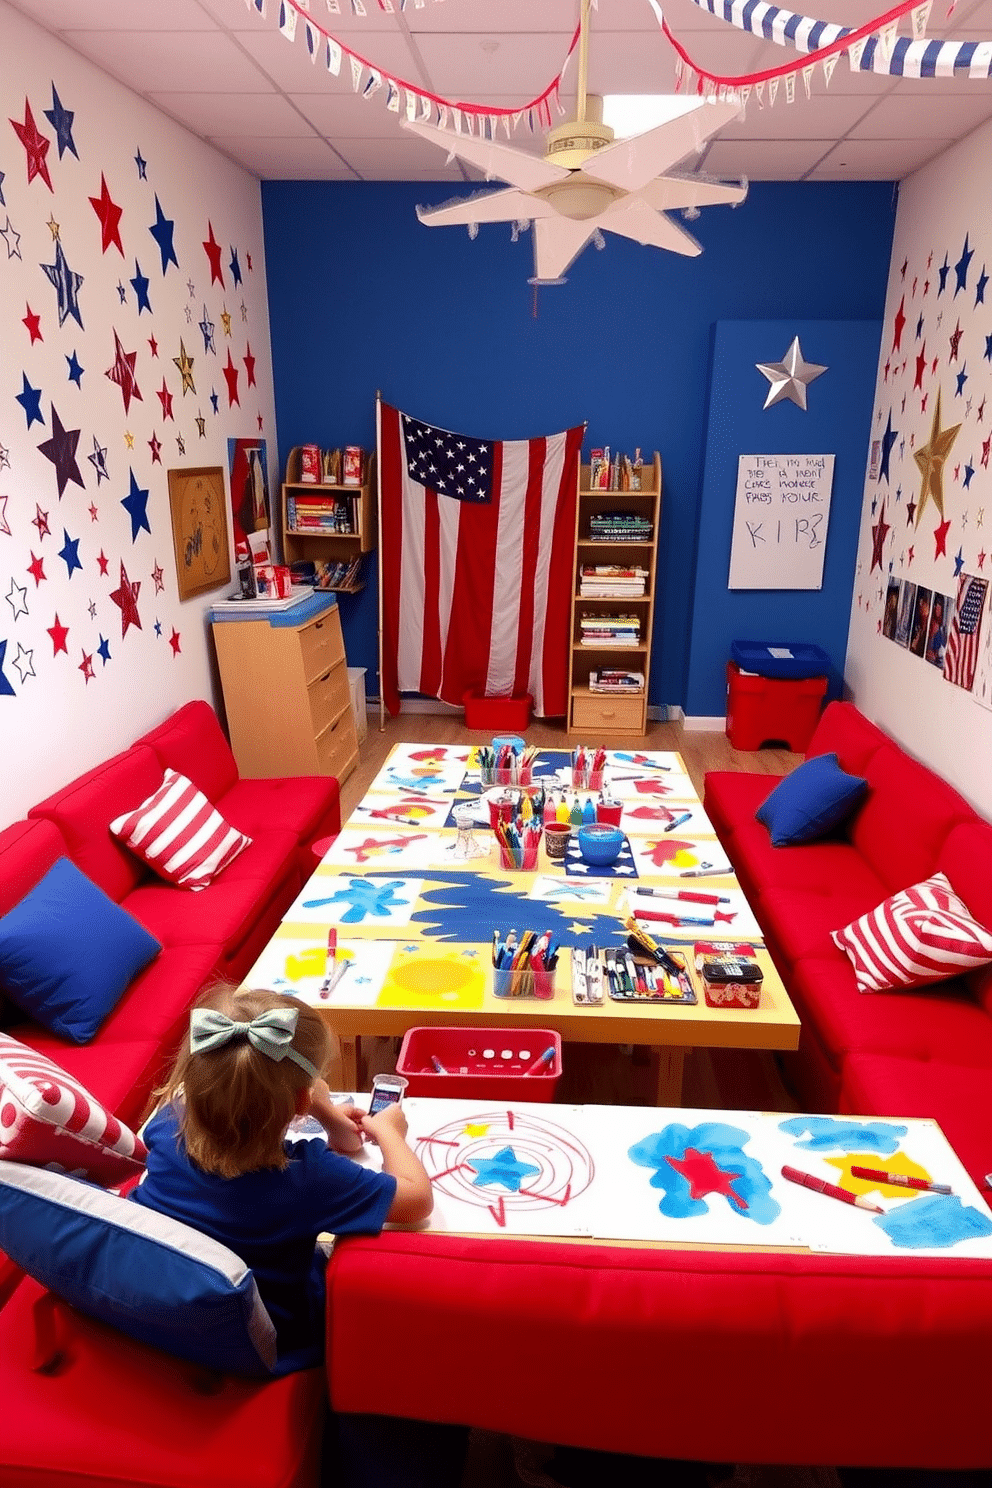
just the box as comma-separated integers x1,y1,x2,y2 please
900,258,908,280
96,548,110,577
978,551,987,570
88,502,99,522
870,501,890,573
27,552,46,586
151,561,165,594
954,464,961,482
222,351,240,407
32,505,50,540
22,305,43,344
892,296,906,352
665,1149,747,1210
78,650,95,684
10,99,53,191
949,321,963,360
923,279,930,295
983,437,992,471
148,334,159,358
168,628,181,657
157,379,174,420
931,356,939,376
934,518,951,559
257,413,264,431
202,222,225,286
47,613,69,655
883,360,891,381
105,330,142,414
110,562,142,638
914,345,927,390
906,499,917,524
907,545,915,564
148,431,162,464
88,173,124,256
642,838,694,868
979,400,987,423
246,251,253,272
921,393,928,414
243,343,256,387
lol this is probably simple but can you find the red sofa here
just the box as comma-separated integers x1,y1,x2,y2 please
0,700,340,1488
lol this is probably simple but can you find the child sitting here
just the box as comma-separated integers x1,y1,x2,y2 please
132,982,433,1373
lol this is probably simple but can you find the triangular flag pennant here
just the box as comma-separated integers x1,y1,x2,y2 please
554,85,565,117
295,0,310,10
768,77,779,106
350,54,363,90
378,0,395,8
325,0,340,9
385,79,400,110
419,94,433,121
405,89,418,120
305,21,318,58
362,68,383,98
673,58,685,90
822,52,838,84
501,113,512,137
755,80,765,107
740,83,752,108
453,109,463,133
438,106,449,128
802,63,815,96
278,2,297,40
911,1,932,38
878,20,899,61
785,71,796,102
465,111,475,135
414,0,425,8
351,0,367,12
326,38,342,72
251,0,265,13
512,110,524,130
847,37,867,70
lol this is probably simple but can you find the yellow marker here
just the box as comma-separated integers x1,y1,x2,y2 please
521,793,533,823
557,799,570,825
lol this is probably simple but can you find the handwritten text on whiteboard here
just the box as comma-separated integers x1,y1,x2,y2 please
728,453,835,590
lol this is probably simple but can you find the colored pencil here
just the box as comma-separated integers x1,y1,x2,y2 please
850,1165,952,1195
781,1165,885,1214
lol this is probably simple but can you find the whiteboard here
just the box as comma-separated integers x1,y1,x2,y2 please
728,454,835,590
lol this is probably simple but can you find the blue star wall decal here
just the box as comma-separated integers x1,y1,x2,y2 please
42,238,84,328
16,374,44,428
149,195,178,274
198,304,215,353
964,462,976,489
228,246,242,286
43,85,78,160
116,281,127,304
154,618,162,637
915,312,924,339
134,148,147,179
130,260,152,313
97,634,111,665
879,410,899,483
66,351,84,386
88,436,109,484
38,406,84,497
954,548,965,577
957,365,969,396
977,267,989,306
58,528,83,578
469,1146,540,1193
938,253,950,295
0,169,5,205
209,388,219,414
0,640,16,698
954,235,974,296
121,468,151,540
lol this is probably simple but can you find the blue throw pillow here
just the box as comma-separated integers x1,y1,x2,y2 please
755,752,868,847
0,1160,278,1378
0,857,161,1044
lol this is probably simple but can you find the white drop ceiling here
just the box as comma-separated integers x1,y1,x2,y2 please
8,0,992,182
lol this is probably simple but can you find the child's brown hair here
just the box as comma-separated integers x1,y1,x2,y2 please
157,983,332,1179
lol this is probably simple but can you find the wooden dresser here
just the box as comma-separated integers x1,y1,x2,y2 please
211,592,358,782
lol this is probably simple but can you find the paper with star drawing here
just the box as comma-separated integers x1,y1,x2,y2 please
626,834,733,881
320,826,448,871
281,873,425,927
242,936,395,1008
348,792,454,829
617,801,715,837
618,885,764,942
367,756,469,797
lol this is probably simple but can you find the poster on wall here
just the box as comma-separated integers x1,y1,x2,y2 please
228,438,271,556
728,454,835,590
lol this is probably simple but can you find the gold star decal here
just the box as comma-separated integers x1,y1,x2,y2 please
913,387,961,525
463,1123,491,1137
172,338,196,395
195,412,206,438
220,306,232,336
124,430,135,449
46,214,60,240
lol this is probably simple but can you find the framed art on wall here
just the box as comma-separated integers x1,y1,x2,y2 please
167,466,231,600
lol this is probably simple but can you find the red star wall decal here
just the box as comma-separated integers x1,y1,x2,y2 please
148,334,159,358
246,251,253,272
979,551,987,569
33,505,50,540
151,561,164,594
27,552,46,586
88,502,99,522
47,613,69,654
949,321,964,360
907,545,915,564
157,379,174,420
933,518,951,558
22,305,43,344
148,431,162,464
105,330,142,414
88,173,124,256
168,628,181,656
665,1149,747,1210
983,436,992,470
914,346,927,390
870,501,890,572
244,343,256,387
110,562,141,637
96,548,110,576
78,650,95,684
10,99,53,191
892,296,906,352
257,413,264,431
202,222,225,286
222,350,240,406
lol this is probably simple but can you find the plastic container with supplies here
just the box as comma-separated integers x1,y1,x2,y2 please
726,662,827,753
397,1026,562,1101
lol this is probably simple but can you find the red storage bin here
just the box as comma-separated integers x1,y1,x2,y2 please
462,691,532,731
396,1026,562,1101
725,663,827,752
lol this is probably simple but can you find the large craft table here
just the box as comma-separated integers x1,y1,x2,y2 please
246,743,800,1103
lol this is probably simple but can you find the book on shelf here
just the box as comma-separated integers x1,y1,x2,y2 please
589,669,645,692
286,494,357,534
579,563,648,596
588,447,645,492
289,556,364,592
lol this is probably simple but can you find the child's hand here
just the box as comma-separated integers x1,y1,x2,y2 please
362,1102,409,1143
309,1086,365,1155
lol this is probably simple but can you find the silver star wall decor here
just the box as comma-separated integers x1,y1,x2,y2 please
756,336,828,411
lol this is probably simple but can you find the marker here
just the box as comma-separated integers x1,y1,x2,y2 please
679,867,730,879
635,887,731,905
781,1165,884,1214
850,1166,952,1195
634,908,717,927
524,1045,556,1076
326,928,337,961
429,1055,448,1074
664,811,692,833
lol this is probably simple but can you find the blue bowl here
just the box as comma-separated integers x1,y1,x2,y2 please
577,824,624,866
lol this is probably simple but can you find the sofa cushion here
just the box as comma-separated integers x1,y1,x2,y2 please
0,818,69,917
755,753,868,847
0,859,162,1045
703,771,781,845
0,1162,277,1377
754,885,892,965
134,699,240,804
804,701,891,775
30,745,166,902
831,872,992,994
941,820,992,1018
847,743,975,891
219,776,341,849
111,769,252,891
16,1035,170,1132
726,816,888,900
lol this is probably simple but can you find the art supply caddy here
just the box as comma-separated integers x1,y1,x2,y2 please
396,1027,562,1101
492,928,559,999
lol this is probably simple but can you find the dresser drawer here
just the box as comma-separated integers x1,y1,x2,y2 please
298,608,344,681
308,658,351,738
571,693,645,732
315,703,358,781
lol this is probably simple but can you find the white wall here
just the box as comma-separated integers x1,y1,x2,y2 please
0,1,278,827
846,115,992,818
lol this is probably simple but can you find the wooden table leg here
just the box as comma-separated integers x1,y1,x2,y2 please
338,1036,359,1092
652,1046,686,1106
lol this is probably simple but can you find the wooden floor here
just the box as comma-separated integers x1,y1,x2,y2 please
342,709,803,1113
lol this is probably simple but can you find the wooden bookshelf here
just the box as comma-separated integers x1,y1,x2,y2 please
567,452,662,737
281,447,377,593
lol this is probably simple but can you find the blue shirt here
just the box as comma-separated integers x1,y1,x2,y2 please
132,1104,397,1368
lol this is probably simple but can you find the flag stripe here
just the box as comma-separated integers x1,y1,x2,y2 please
444,456,502,702
378,401,405,716
512,438,546,699
419,492,443,698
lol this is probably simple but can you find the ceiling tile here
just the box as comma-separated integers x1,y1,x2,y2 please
9,0,216,30
407,0,577,35
413,32,576,97
720,92,875,139
149,90,320,137
209,133,359,178
852,93,992,138
703,137,836,178
333,133,478,172
59,27,271,91
236,25,419,92
808,136,948,177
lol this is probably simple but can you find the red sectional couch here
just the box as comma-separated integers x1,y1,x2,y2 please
0,700,340,1488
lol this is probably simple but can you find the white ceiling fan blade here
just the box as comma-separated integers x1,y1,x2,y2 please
598,197,702,257
532,217,597,282
582,100,742,193
640,172,747,211
417,187,556,228
402,118,570,193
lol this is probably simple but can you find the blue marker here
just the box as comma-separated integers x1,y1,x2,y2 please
524,1045,556,1075
664,810,692,833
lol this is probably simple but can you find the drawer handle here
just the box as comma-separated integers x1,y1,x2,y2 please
314,620,324,631
319,669,332,684
602,710,615,718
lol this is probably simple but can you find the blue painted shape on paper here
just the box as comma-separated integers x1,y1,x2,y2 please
409,870,617,945
875,1193,992,1250
300,877,413,924
779,1115,906,1155
468,1145,540,1192
628,1121,781,1224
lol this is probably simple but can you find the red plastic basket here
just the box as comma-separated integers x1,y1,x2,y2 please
396,1026,562,1102
462,691,532,731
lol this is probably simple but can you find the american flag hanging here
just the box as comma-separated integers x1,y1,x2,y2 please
944,573,989,691
378,401,583,718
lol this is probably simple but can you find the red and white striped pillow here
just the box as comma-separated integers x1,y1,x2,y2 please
832,871,992,994
110,769,251,891
0,1032,147,1185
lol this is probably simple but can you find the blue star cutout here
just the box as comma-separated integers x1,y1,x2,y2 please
88,435,109,485
16,374,44,429
879,409,898,483
121,469,151,540
977,267,989,306
871,495,878,515
469,1146,540,1193
198,304,215,354
135,148,147,179
58,528,83,579
130,260,152,313
229,247,243,287
986,335,992,363
954,235,974,296
0,640,15,698
149,195,178,275
97,634,111,665
895,484,903,503
956,364,968,396
41,238,84,329
0,169,5,206
954,548,965,577
38,406,84,497
43,86,78,161
938,253,950,295
66,351,84,386
209,388,219,414
915,312,924,339
964,462,975,489
116,280,127,304
154,618,162,637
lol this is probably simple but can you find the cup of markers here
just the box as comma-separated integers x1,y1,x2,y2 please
479,741,538,788
571,745,606,792
493,810,542,872
492,928,558,999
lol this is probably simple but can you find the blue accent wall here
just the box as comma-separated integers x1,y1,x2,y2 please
261,180,895,706
685,317,883,718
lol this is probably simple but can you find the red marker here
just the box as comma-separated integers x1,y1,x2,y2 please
850,1165,952,1195
635,887,731,905
781,1165,884,1214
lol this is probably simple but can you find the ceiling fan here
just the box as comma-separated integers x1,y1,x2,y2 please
401,0,747,283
